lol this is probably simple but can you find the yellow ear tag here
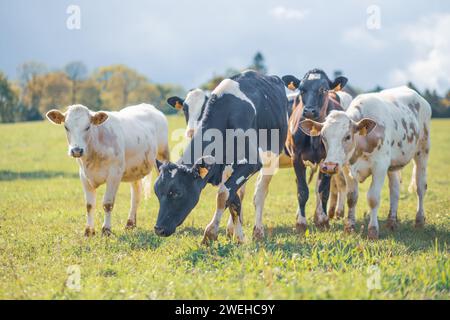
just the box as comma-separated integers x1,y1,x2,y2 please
359,127,368,136
198,167,209,179
333,84,342,92
175,101,183,110
310,126,319,136
288,82,296,91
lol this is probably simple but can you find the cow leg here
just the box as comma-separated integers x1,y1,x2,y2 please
314,172,331,229
226,183,246,238
202,184,229,244
366,167,387,240
126,180,142,229
343,168,358,233
387,171,401,230
327,176,338,219
335,172,347,219
252,172,273,240
414,150,429,228
223,161,262,244
293,156,309,234
102,175,121,236
81,173,96,236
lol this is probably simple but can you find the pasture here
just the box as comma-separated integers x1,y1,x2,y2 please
0,116,448,299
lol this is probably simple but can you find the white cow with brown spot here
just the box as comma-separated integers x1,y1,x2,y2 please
300,86,431,239
46,104,170,236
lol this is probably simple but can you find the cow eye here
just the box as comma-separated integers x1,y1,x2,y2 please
168,190,180,198
64,126,69,132
85,125,90,131
345,135,351,141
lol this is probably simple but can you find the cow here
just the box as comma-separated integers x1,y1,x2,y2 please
166,87,298,240
153,70,289,243
46,104,170,236
299,86,431,239
281,69,351,233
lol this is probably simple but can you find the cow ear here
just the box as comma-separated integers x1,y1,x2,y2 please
155,159,164,173
299,120,323,137
354,118,377,136
193,155,215,179
167,96,184,110
330,76,348,92
46,109,65,124
282,75,301,91
91,112,108,125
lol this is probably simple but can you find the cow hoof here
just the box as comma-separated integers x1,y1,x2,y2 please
314,216,330,230
328,207,336,219
84,227,95,237
295,223,307,235
386,218,398,231
201,228,218,245
101,227,112,236
344,223,355,234
415,216,425,228
367,226,379,240
125,219,136,229
252,226,265,241
336,210,345,220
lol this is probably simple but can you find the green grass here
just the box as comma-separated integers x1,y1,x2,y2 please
0,116,448,299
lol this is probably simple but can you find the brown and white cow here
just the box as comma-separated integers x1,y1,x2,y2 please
300,86,431,239
46,104,170,236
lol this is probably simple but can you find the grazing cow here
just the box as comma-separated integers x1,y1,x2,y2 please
299,86,431,239
154,70,288,243
281,69,351,233
167,87,299,240
46,104,170,236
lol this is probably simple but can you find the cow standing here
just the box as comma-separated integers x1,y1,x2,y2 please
154,70,289,243
281,69,351,233
300,86,431,239
46,104,170,236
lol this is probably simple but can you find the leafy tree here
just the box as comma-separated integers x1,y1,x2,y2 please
0,73,19,123
64,61,88,104
17,61,46,112
39,72,72,112
249,52,267,74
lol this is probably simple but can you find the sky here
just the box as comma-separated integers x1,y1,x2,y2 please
1,0,449,94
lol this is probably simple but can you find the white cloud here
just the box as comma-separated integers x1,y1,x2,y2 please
389,13,450,94
270,6,310,21
342,27,386,50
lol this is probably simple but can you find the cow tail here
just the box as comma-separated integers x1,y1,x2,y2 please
408,164,417,194
142,174,152,200
308,166,318,185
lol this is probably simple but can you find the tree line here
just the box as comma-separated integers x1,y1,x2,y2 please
0,53,449,123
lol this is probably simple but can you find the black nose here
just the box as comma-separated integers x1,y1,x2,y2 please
154,225,166,236
71,147,84,157
303,108,317,119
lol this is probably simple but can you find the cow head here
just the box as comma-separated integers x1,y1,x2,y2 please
282,69,348,120
153,156,214,237
46,105,108,158
300,111,376,174
167,89,208,138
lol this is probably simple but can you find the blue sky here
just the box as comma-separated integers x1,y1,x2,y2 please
1,0,449,93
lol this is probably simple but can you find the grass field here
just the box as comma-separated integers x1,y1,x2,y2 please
0,116,448,299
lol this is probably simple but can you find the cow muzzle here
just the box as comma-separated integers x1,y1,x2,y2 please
70,147,84,158
154,225,173,237
302,108,318,119
320,162,339,175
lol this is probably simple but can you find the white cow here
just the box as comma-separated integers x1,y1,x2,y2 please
299,86,431,239
46,104,170,236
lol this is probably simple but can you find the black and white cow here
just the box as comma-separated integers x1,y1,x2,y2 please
154,70,289,243
281,69,350,233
